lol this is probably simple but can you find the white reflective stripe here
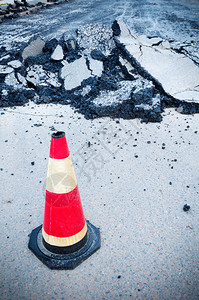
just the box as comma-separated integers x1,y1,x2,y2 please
42,223,87,246
46,156,77,194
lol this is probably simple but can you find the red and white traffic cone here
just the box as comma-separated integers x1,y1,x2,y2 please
29,131,100,269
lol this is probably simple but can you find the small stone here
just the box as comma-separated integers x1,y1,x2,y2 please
2,90,8,96
112,20,121,36
91,50,106,61
183,204,190,212
0,65,13,74
5,72,20,88
70,39,76,50
81,85,91,96
51,45,64,61
22,37,45,60
89,58,103,77
8,60,22,69
0,55,10,62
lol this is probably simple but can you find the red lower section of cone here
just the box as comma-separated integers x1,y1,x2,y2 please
43,185,86,238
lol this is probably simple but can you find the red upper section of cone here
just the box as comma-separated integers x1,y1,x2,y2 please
50,132,70,159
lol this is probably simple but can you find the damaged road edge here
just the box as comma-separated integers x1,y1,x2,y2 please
0,20,199,122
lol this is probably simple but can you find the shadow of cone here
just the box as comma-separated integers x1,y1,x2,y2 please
28,131,100,269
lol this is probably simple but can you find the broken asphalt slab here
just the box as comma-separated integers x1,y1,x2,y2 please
61,57,92,90
0,20,199,123
22,37,45,60
115,20,199,103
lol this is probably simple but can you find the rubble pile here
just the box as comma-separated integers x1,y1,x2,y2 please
0,20,199,122
0,0,67,22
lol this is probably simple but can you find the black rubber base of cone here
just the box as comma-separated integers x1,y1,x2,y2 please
42,232,88,254
28,221,100,270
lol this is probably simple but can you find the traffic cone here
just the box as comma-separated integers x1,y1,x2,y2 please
28,131,100,269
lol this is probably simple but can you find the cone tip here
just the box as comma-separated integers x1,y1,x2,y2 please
52,131,65,139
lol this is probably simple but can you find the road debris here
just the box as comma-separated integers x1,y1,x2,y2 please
0,21,199,122
183,204,191,212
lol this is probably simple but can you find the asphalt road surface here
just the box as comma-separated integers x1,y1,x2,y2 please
0,0,199,53
1,0,199,299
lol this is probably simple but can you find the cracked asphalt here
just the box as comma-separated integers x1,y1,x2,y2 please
0,0,199,60
1,0,199,299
